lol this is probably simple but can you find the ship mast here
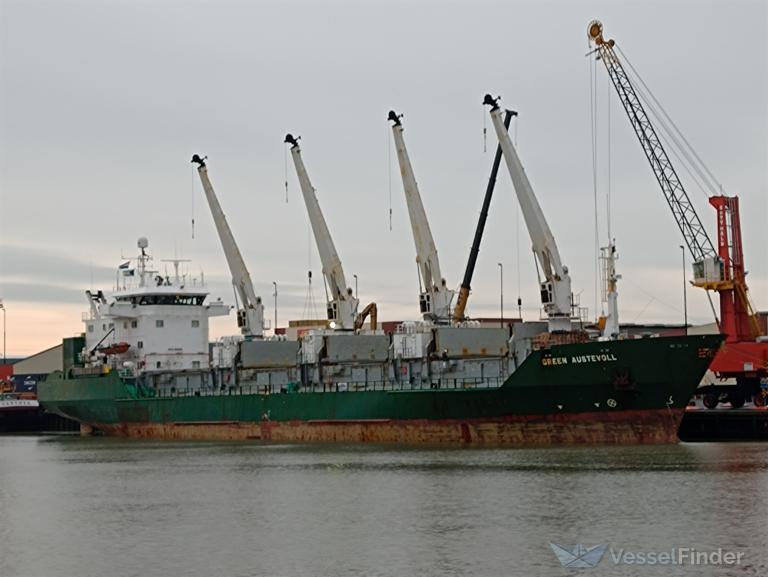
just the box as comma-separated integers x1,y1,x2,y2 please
284,135,359,330
388,111,454,323
191,155,265,338
599,241,620,339
484,95,573,332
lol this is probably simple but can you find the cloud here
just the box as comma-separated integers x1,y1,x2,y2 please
0,244,114,286
0,280,86,304
1,0,765,356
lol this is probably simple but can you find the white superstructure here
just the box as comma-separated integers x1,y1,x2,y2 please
83,238,229,372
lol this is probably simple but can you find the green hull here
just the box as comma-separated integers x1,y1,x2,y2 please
38,334,722,445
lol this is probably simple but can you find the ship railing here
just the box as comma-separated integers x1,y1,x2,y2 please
148,376,505,399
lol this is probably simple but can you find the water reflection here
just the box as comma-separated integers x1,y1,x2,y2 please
0,437,765,577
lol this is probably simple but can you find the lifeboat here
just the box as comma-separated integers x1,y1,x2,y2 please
98,342,131,355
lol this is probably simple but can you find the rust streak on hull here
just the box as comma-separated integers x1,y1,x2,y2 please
93,408,683,445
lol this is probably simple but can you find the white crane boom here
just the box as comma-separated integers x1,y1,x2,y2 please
483,96,573,332
388,111,455,322
284,135,359,330
191,155,264,338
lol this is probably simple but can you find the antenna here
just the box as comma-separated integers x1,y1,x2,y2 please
161,258,191,285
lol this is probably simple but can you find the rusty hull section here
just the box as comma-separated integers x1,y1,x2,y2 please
94,408,683,445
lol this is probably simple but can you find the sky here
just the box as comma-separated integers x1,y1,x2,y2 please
0,0,766,357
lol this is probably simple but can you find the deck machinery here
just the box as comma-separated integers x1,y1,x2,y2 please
588,20,767,407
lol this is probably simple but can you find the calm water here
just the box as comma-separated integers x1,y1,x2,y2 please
0,437,766,577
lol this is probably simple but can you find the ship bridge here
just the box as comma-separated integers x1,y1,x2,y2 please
83,238,229,373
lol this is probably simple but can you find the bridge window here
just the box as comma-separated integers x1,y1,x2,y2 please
136,294,206,306
191,320,200,328
156,320,164,328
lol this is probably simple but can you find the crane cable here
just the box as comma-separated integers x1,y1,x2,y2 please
630,80,713,201
303,270,319,320
618,46,723,191
284,143,289,204
607,76,612,241
386,122,393,231
191,166,196,240
589,54,601,317
617,46,723,200
514,115,522,318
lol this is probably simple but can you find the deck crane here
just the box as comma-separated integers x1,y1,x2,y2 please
453,110,514,324
483,95,574,333
388,111,455,323
588,20,767,406
191,155,265,338
284,134,360,331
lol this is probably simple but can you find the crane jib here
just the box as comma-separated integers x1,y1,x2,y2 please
595,42,717,266
453,110,514,323
460,109,514,291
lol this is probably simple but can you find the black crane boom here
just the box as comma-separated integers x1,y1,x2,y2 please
453,109,514,322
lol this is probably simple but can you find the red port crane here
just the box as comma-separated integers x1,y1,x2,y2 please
588,20,767,408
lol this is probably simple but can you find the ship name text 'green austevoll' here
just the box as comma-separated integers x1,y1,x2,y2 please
541,354,618,367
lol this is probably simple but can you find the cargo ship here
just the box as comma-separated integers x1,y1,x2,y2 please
37,237,722,445
38,101,724,445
